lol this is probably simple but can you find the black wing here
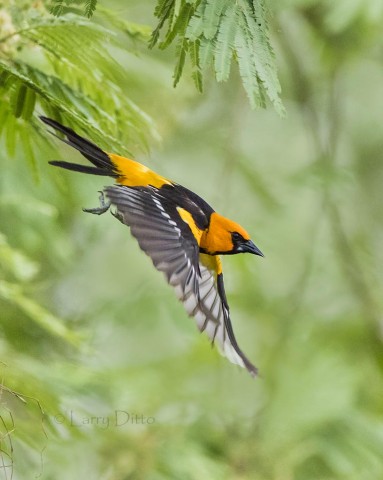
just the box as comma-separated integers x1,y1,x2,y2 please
105,185,201,293
105,185,257,376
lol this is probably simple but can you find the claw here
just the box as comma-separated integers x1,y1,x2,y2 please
111,208,123,223
83,191,111,215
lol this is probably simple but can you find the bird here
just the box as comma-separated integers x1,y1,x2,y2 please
41,116,264,377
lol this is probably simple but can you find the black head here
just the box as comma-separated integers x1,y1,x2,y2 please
231,232,264,256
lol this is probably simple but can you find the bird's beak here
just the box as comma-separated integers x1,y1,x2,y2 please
243,240,264,257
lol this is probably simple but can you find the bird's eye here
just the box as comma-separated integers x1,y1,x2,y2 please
231,232,243,242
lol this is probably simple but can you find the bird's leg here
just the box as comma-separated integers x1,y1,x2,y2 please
83,191,111,215
110,209,124,223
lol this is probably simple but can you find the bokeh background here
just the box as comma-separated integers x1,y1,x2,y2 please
1,0,383,479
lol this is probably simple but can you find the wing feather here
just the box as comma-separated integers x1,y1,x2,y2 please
105,185,257,377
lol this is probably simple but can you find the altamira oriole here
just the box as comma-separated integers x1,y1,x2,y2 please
41,116,264,377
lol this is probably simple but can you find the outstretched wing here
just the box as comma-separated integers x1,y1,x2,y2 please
188,254,258,376
105,185,257,376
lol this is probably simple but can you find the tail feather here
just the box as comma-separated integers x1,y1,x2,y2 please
48,160,113,176
40,116,117,177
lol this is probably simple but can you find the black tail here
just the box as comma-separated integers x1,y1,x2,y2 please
40,116,118,177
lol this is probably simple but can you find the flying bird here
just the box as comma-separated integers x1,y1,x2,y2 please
41,116,263,377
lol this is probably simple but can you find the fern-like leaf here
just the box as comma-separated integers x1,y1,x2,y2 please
173,37,189,87
0,48,155,161
234,22,263,109
214,3,238,82
239,0,284,114
84,0,97,18
19,125,38,180
50,0,65,17
160,2,194,50
10,81,27,118
150,0,176,48
199,36,215,70
192,69,203,93
190,40,203,92
50,0,98,18
185,1,206,41
152,0,283,112
21,87,37,121
203,0,230,39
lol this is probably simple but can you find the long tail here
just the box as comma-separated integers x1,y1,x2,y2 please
40,116,118,177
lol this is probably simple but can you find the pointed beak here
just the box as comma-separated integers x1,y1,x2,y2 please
243,240,264,257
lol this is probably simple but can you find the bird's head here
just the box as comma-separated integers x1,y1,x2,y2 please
230,231,264,256
201,213,264,257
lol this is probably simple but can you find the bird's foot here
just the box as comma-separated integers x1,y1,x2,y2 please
110,209,124,223
83,191,111,215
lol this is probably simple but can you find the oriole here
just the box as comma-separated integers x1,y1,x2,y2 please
41,116,264,377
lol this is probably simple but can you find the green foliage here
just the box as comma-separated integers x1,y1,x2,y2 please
0,232,80,344
151,0,284,114
0,10,157,173
84,0,97,18
50,0,98,18
47,0,284,112
1,1,383,479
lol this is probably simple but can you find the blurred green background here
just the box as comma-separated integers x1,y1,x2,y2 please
1,0,383,479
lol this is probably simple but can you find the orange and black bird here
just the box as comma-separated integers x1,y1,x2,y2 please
41,116,264,377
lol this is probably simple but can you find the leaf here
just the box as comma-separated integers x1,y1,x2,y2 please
150,0,176,48
21,87,36,121
19,125,38,181
173,37,189,87
190,40,203,92
0,12,158,156
192,69,203,92
203,0,230,39
199,36,215,70
234,22,263,109
189,39,198,66
50,0,65,17
151,0,283,113
50,0,98,18
84,0,97,18
10,81,27,118
240,0,285,114
154,0,173,18
160,2,194,50
21,17,125,85
0,70,12,89
214,3,238,82
186,1,206,41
